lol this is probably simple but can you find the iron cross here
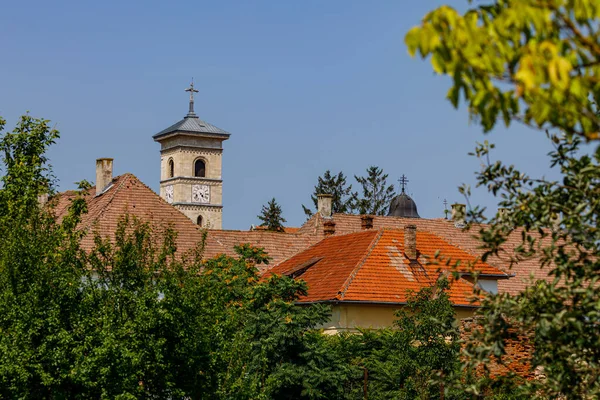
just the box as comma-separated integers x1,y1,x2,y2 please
185,80,199,102
398,175,409,193
185,79,199,115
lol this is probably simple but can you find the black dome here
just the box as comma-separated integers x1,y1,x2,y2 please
387,192,420,218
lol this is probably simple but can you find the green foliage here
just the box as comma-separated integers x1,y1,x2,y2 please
457,135,600,398
257,197,287,232
405,0,600,140
302,170,356,217
265,279,468,400
408,1,600,397
0,115,331,399
352,166,396,215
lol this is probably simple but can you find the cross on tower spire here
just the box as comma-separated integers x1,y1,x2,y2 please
398,174,409,193
185,79,199,117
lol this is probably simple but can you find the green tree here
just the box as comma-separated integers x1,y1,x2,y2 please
262,279,472,400
352,166,396,215
0,115,331,399
364,278,462,400
405,0,600,140
302,170,356,218
257,197,287,232
407,1,600,397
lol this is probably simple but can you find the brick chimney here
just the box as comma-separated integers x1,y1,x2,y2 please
451,203,466,226
317,194,333,218
404,224,417,260
360,215,374,230
323,219,336,236
96,158,114,195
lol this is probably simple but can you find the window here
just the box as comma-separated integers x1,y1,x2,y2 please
168,159,174,178
194,159,206,177
197,215,203,226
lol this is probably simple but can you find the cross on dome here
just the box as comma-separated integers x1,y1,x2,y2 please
398,174,409,193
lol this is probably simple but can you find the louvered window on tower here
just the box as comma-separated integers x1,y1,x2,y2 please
197,215,203,226
168,159,174,178
194,159,206,177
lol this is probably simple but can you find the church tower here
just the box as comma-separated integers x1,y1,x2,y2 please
153,81,230,229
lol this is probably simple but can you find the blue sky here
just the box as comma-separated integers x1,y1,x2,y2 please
1,1,557,229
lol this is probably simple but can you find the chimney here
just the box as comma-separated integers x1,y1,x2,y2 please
317,194,333,218
96,158,114,194
451,203,466,226
360,215,374,230
404,224,417,260
323,220,336,236
37,193,49,207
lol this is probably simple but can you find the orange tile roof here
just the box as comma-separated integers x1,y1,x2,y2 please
51,174,315,265
250,225,301,234
266,228,508,307
203,229,316,269
51,174,549,298
52,174,205,256
296,214,551,295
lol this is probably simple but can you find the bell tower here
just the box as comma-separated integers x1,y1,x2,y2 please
153,81,230,229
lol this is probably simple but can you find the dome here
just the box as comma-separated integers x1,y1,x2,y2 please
387,192,420,218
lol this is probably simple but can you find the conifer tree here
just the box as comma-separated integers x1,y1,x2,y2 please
257,198,286,232
352,166,396,215
302,170,356,218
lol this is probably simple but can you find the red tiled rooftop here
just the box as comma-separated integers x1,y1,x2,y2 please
203,229,316,268
297,213,552,295
267,228,508,307
52,174,205,256
52,174,315,265
251,225,300,234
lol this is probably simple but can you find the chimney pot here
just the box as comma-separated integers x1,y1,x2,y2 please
323,220,336,236
96,158,114,195
404,224,417,260
360,215,374,230
451,203,466,227
317,194,333,218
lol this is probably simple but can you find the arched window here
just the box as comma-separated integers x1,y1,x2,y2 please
194,159,206,177
196,215,203,226
168,159,174,178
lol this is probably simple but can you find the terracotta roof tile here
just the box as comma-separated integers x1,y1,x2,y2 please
250,225,301,234
297,214,552,295
52,174,205,256
52,174,316,266
203,230,316,269
266,228,506,306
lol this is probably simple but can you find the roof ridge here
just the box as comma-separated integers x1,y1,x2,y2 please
81,174,133,232
119,173,202,230
420,229,508,276
337,229,384,300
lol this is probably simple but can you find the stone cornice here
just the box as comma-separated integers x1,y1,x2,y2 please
161,177,222,184
173,203,223,210
161,145,223,154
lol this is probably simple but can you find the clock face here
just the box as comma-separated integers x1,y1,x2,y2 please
192,184,210,204
165,185,174,204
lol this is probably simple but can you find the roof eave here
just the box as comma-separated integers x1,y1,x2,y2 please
460,272,513,279
296,299,480,309
153,130,231,142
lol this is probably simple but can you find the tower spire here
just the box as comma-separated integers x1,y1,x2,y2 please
185,79,199,117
